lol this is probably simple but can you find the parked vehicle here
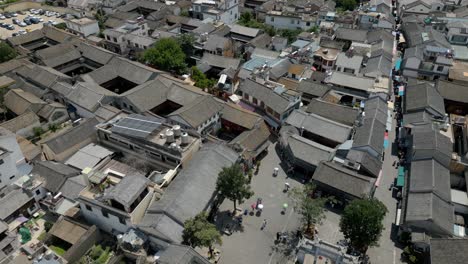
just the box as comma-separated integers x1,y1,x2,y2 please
4,13,12,18
7,25,15,30
0,23,8,28
12,32,19,37
18,30,26,35
30,17,40,24
11,12,17,17
24,18,31,25
19,22,27,27
12,18,20,24
0,15,5,20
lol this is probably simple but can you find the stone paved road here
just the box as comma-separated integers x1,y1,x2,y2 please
216,141,302,264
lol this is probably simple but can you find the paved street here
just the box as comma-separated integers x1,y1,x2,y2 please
217,141,302,264
367,106,404,264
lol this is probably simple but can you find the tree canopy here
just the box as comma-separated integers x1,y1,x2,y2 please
289,183,328,233
182,212,222,257
141,38,186,74
336,0,358,11
177,34,196,62
0,42,17,63
216,164,254,212
191,66,215,89
339,198,388,253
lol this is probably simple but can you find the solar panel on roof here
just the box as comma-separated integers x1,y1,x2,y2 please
111,114,163,139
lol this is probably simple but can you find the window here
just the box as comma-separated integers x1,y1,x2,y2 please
253,97,258,105
271,17,274,22
230,10,232,15
297,20,300,25
118,217,126,224
452,35,467,43
35,189,41,195
113,37,117,42
129,105,134,111
102,209,109,218
123,102,128,108
243,92,249,100
141,24,145,29
85,204,92,211
436,65,444,71
127,40,131,45
306,22,310,26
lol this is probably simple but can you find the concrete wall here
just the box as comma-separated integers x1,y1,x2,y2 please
130,190,154,224
66,20,99,37
79,201,131,234
265,15,314,30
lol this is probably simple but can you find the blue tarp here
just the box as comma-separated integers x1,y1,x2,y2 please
395,58,402,71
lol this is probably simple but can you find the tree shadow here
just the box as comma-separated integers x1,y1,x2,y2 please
214,210,245,235
269,231,300,259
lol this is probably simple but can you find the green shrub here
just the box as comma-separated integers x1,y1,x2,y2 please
44,221,53,232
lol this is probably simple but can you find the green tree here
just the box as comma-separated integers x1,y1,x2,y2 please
141,38,187,74
0,42,16,63
279,29,303,43
288,183,328,234
182,212,222,258
216,164,254,212
191,66,215,89
340,198,388,253
337,0,358,11
177,34,196,61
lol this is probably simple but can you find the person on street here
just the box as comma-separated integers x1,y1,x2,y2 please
261,219,267,230
284,182,290,192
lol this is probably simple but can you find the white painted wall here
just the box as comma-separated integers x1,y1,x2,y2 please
79,201,130,234
66,20,99,37
265,15,314,30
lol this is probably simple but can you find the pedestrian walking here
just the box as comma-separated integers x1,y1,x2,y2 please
284,182,290,192
251,203,256,212
261,219,267,230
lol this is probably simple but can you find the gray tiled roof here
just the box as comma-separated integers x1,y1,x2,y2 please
43,118,99,155
230,25,260,38
140,143,238,243
59,175,87,200
409,159,451,202
335,28,368,42
327,71,374,91
286,110,352,144
0,110,40,134
312,161,376,199
155,244,210,264
405,83,445,117
353,115,386,156
297,79,330,98
405,192,454,236
199,53,241,70
0,187,34,220
430,238,468,264
239,79,295,114
287,134,335,167
88,57,160,85
31,161,80,193
218,101,263,130
411,127,453,168
436,80,468,104
168,95,222,128
346,149,382,177
306,99,359,126
103,174,149,210
203,35,229,52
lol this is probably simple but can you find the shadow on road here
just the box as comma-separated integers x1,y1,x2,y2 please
214,210,245,235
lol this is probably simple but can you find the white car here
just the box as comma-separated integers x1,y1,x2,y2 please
11,12,17,17
18,30,26,35
29,9,36,13
39,18,44,22
0,15,5,20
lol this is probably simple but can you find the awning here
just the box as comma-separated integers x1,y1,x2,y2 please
395,209,402,226
395,58,402,71
398,85,405,96
396,166,405,187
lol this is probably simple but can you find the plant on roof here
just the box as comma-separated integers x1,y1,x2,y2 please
340,198,388,253
216,164,254,213
191,66,216,89
182,211,222,259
